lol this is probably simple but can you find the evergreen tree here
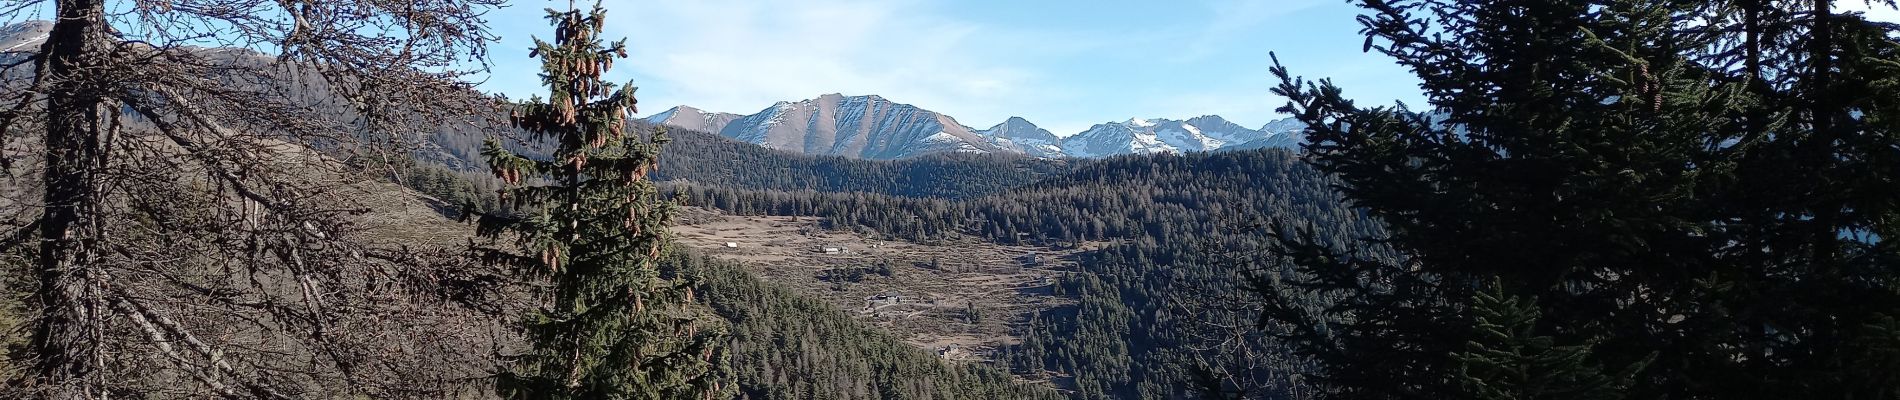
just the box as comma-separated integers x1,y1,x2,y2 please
1254,0,1900,398
1452,284,1629,400
477,2,727,398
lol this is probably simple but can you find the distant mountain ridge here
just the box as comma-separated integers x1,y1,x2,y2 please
645,94,1305,160
0,18,1296,162
645,105,743,135
646,94,1006,160
1060,115,1279,158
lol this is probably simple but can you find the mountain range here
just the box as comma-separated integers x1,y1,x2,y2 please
645,94,1305,160
0,19,1298,162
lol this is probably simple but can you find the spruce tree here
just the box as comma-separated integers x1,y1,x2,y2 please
1451,284,1629,400
478,2,727,398
1253,0,1900,398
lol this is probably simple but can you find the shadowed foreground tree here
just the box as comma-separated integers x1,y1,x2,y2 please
0,0,513,398
473,2,729,398
1247,0,1900,399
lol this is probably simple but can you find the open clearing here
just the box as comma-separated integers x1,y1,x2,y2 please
671,208,1084,362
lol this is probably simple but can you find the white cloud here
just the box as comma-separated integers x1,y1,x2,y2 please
587,0,1062,129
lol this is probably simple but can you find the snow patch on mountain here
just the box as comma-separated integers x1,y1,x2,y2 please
1259,117,1306,136
0,21,52,67
975,116,1064,158
1060,115,1301,158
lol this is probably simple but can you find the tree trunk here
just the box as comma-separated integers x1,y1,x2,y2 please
30,0,112,396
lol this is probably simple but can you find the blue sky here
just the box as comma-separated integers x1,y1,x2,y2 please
476,0,1899,137
475,0,1420,136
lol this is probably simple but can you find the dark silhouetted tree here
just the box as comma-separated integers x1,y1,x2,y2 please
1253,0,1900,398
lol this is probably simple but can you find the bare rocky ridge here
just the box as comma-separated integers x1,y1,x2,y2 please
644,105,744,135
650,94,1008,160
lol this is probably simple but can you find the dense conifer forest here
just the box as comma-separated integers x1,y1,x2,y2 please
419,125,1073,202
654,127,1076,199
661,148,1384,399
671,149,1371,244
673,251,1065,400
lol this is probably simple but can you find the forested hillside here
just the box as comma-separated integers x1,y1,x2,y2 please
1002,151,1383,399
674,251,1064,400
401,132,1083,399
422,123,1073,199
654,126,1073,198
401,139,1381,398
675,149,1373,245
668,149,1383,398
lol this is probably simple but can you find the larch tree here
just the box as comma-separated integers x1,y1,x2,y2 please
1251,0,1900,398
473,2,729,399
0,0,514,398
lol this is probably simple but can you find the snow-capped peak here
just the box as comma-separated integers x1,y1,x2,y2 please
976,116,1062,158
1260,116,1307,135
1059,115,1296,158
650,92,1309,160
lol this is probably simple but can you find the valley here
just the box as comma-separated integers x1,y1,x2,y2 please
670,208,1090,364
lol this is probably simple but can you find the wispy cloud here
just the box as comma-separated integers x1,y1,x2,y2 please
481,0,1410,136
589,0,1072,128
1177,0,1327,62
